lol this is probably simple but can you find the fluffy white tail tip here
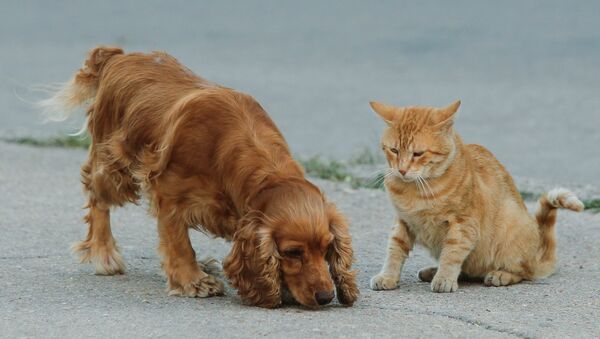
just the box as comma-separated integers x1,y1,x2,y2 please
547,188,584,212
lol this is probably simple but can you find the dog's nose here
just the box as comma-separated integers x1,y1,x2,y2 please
315,290,334,305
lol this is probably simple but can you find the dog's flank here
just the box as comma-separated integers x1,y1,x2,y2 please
44,46,358,308
368,100,583,293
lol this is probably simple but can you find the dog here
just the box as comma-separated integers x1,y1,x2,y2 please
41,46,358,308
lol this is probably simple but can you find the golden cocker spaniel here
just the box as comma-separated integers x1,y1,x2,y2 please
42,47,358,308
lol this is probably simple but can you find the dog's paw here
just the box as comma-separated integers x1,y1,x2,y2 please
168,274,224,298
431,273,458,293
72,240,126,275
336,277,359,306
370,273,399,290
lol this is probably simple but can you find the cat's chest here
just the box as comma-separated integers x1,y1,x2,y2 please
392,200,450,251
386,181,452,246
391,196,445,227
398,209,447,234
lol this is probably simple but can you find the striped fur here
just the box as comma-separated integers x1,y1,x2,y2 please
369,100,583,293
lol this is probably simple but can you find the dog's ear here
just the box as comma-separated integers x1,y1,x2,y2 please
325,202,359,306
223,211,281,308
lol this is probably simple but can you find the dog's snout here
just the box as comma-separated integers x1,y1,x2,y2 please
315,290,334,305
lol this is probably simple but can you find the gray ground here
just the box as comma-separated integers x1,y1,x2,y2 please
1,142,599,339
1,1,599,186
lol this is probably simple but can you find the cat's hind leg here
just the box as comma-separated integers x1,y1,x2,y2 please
419,267,481,283
484,270,523,287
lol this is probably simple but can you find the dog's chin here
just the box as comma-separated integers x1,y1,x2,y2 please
280,286,299,305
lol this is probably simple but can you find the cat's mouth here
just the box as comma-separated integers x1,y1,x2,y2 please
397,173,418,182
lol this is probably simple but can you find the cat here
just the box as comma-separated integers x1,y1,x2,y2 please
368,100,584,293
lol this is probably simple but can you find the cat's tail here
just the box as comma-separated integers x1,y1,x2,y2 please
39,46,123,129
533,188,584,278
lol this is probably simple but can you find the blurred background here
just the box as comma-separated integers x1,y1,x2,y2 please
1,0,599,185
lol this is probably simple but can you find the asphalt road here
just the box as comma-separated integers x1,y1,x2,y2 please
1,142,599,338
1,1,600,185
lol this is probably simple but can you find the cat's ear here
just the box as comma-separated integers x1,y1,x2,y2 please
431,100,461,130
370,101,396,125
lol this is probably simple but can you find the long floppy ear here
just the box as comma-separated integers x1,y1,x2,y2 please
223,211,281,308
431,100,461,130
325,202,359,306
369,101,397,125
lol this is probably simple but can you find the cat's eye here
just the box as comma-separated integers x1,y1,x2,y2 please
283,248,304,258
413,151,424,157
390,148,399,155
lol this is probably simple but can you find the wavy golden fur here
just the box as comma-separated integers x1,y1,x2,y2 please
368,100,583,292
43,46,358,308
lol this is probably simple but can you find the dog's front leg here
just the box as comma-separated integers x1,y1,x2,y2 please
157,211,224,297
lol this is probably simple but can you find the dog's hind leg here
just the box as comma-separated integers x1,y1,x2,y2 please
73,200,125,275
72,156,130,275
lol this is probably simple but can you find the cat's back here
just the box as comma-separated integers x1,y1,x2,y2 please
464,143,523,206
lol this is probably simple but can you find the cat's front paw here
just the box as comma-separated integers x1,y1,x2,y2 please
370,273,399,290
430,273,458,293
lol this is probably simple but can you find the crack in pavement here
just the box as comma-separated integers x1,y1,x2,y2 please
361,304,532,338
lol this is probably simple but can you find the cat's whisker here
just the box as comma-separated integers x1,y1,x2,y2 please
377,172,396,187
368,168,389,177
415,177,427,202
421,177,434,205
370,174,387,187
382,170,396,179
382,169,393,177
415,176,434,206
413,178,420,196
423,177,435,204
421,176,437,203
367,168,394,187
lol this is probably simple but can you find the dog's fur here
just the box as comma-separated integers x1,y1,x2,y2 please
43,46,358,308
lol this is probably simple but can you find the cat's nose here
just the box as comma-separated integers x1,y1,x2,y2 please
399,169,407,176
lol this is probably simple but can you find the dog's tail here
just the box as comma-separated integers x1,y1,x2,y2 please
39,46,123,126
533,188,583,278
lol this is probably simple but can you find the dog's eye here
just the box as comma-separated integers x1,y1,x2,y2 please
390,148,399,155
283,248,304,258
413,151,424,157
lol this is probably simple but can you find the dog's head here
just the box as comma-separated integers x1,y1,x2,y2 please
223,181,358,308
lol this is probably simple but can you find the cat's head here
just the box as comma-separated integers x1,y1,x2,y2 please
370,100,461,182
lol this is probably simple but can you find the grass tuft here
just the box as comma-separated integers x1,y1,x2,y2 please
349,147,382,165
519,191,539,201
299,156,385,189
5,135,91,149
299,156,351,182
583,199,600,211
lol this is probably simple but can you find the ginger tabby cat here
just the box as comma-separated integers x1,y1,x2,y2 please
369,100,584,293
